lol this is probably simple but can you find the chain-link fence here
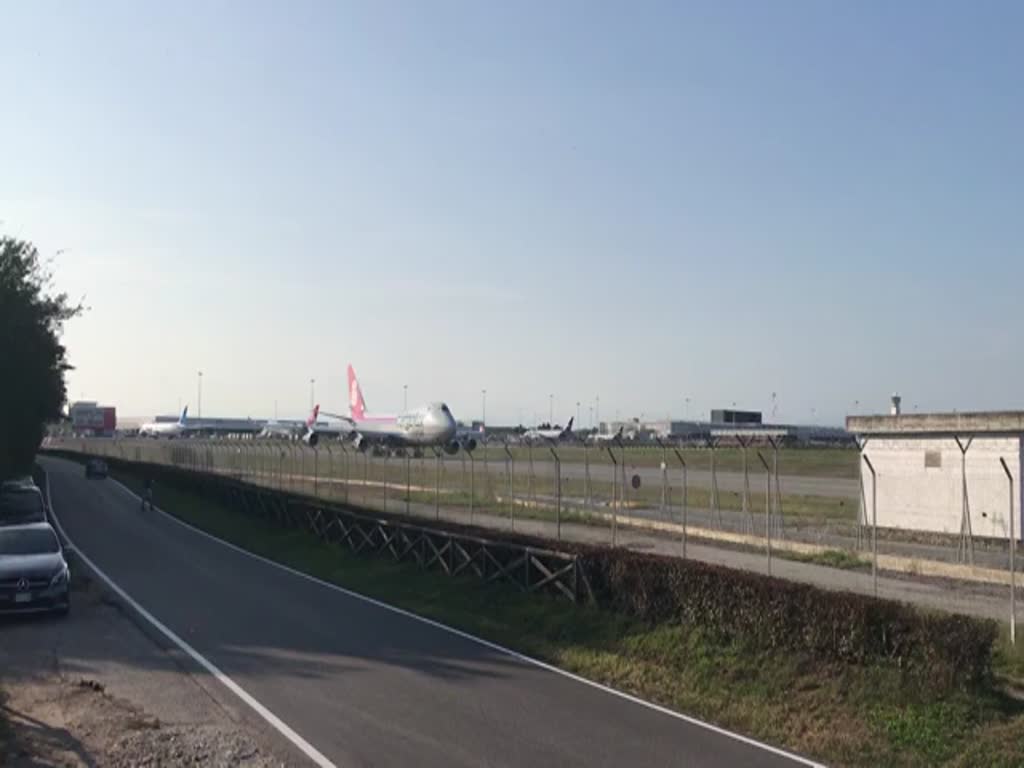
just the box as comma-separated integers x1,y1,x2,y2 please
48,435,1020,628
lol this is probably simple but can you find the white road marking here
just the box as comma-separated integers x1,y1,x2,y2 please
76,463,824,768
44,467,338,768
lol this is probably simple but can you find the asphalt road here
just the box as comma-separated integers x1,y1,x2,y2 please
40,456,814,768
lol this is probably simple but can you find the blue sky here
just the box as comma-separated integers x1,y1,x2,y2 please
2,1,1022,426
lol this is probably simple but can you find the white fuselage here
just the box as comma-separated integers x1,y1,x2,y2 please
258,421,308,439
352,403,457,447
139,421,186,438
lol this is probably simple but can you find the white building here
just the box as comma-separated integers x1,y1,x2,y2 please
847,410,1023,542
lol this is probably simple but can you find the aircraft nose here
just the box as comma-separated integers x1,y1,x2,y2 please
430,405,457,438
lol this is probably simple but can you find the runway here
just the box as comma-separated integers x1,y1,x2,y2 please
40,456,815,768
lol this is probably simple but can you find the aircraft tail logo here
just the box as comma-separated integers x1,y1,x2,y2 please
348,365,367,420
306,404,320,428
179,405,189,425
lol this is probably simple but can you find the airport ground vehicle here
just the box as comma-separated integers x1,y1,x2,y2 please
85,458,109,479
0,480,47,526
0,522,70,615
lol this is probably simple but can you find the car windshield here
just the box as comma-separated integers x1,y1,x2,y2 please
0,528,59,555
0,490,44,522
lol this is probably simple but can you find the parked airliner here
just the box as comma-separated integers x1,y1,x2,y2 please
139,406,189,438
318,365,463,453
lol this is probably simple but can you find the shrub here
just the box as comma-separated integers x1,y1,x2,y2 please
580,549,996,689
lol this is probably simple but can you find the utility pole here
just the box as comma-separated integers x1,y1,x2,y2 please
310,378,315,410
481,389,487,426
549,394,554,424
403,384,408,411
576,401,580,430
197,371,203,419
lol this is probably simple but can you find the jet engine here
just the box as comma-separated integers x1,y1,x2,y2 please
444,440,460,456
303,430,320,448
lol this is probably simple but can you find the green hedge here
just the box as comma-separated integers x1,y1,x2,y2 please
581,549,997,689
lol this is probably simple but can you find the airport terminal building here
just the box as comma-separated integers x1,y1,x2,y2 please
68,401,117,437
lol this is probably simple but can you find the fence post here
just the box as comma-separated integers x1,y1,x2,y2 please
504,443,515,530
583,440,591,511
363,452,369,507
469,451,475,526
406,452,411,515
862,453,878,598
755,451,772,575
673,446,688,559
342,446,351,504
1000,457,1017,645
549,445,561,541
434,449,441,521
709,437,721,528
527,442,536,506
606,443,619,547
955,437,975,565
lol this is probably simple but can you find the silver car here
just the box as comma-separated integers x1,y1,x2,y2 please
0,480,47,526
0,523,70,615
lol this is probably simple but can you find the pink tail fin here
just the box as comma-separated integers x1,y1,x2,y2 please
306,404,320,428
347,364,367,420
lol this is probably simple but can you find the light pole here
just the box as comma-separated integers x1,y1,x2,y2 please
310,378,315,410
197,371,203,419
549,394,554,424
403,384,408,411
481,389,487,426
576,401,580,430
595,395,600,428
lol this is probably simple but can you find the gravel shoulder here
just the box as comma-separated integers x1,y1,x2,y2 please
0,562,301,767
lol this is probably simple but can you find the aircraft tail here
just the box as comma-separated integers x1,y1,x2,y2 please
306,404,320,429
179,405,189,425
562,416,574,435
347,364,367,420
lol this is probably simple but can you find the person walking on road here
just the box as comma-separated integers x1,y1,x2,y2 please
141,476,154,511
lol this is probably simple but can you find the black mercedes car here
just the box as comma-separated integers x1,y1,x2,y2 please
0,523,70,615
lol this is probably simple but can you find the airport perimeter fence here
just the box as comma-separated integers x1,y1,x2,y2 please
41,441,1007,681
46,436,1020,632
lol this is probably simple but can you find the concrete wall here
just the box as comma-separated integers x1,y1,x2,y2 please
861,436,1023,541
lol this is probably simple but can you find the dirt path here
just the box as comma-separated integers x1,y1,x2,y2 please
0,565,299,767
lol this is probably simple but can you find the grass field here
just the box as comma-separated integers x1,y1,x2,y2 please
87,439,861,481
112,467,1024,768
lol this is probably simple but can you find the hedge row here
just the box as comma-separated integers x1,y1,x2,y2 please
580,549,997,689
47,451,997,690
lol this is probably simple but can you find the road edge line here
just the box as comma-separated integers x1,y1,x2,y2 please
42,465,338,768
89,464,823,768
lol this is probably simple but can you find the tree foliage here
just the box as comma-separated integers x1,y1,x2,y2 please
0,237,82,477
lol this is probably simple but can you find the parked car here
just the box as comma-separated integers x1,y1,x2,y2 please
85,458,109,479
0,480,47,526
0,522,70,615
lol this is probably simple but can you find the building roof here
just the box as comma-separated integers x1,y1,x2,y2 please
847,411,1024,437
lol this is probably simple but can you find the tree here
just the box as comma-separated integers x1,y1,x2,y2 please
0,237,83,478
